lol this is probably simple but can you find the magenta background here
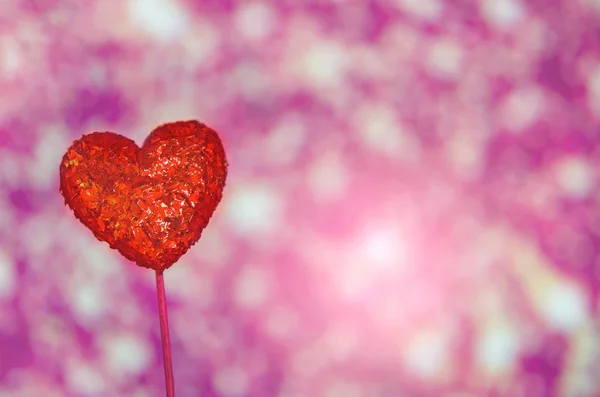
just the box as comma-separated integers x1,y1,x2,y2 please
2,0,600,396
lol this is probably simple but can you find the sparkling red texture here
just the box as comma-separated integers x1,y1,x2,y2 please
59,120,228,272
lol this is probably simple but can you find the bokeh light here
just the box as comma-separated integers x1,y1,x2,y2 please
2,0,600,396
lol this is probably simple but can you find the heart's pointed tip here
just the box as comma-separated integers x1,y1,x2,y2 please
133,256,176,273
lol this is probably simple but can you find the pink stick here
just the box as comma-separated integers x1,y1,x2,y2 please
156,270,175,397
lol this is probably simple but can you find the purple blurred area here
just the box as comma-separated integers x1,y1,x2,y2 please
1,0,600,396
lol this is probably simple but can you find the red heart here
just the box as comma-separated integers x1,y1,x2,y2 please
59,120,228,272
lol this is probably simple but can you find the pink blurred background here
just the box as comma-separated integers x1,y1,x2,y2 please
2,0,600,396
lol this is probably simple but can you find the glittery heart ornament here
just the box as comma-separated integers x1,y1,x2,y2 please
59,120,228,272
